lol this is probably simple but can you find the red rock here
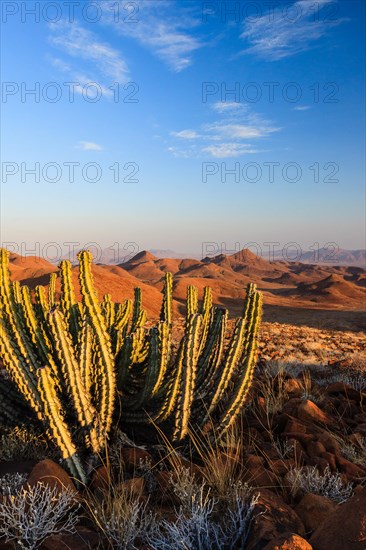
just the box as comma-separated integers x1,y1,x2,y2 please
172,455,205,481
282,398,304,417
263,533,313,549
295,493,337,534
283,416,308,435
41,527,101,549
325,382,361,401
319,452,337,472
90,466,110,493
246,489,305,550
119,448,153,473
315,432,340,455
243,454,265,468
259,442,283,461
283,433,313,447
153,471,180,505
335,455,366,481
284,378,304,397
286,438,308,465
27,459,76,494
270,459,295,476
119,477,145,498
297,400,333,426
306,441,326,458
306,456,331,474
309,487,366,550
242,464,278,488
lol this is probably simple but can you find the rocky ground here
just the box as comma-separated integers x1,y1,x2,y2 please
0,324,365,549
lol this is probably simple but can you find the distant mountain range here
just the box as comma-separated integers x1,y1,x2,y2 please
268,248,366,268
7,247,366,330
60,247,366,268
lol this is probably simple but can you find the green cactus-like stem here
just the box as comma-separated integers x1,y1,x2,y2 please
101,294,115,331
215,291,262,436
131,287,146,331
160,272,173,326
78,251,116,437
0,318,42,417
59,262,79,337
78,319,94,394
173,313,202,441
48,273,57,308
38,366,87,485
198,286,213,355
187,285,198,317
47,309,101,453
0,249,41,375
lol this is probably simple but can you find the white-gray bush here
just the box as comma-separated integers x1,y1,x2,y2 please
0,482,79,550
287,466,353,503
91,491,157,549
149,481,258,549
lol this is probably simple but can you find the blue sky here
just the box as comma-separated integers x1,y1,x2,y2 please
1,0,365,259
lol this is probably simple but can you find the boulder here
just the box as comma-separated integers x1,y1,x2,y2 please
297,401,333,426
263,533,313,549
27,459,76,494
295,493,337,533
119,448,153,473
309,487,366,550
41,527,101,549
246,489,305,550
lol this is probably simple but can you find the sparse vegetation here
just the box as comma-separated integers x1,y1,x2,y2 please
0,482,79,550
287,466,354,503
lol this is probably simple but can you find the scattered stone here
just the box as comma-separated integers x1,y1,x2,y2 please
335,455,366,481
284,378,304,397
246,489,305,550
262,533,313,550
41,526,101,550
27,459,76,494
119,476,145,499
306,440,327,458
295,493,337,534
90,465,110,493
242,464,278,488
119,448,153,473
297,400,333,426
309,487,366,550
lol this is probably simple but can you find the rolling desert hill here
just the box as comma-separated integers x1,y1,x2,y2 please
5,248,366,331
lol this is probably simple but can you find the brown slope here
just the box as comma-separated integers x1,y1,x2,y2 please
295,274,366,305
51,264,173,317
208,249,286,279
125,250,158,264
9,253,57,286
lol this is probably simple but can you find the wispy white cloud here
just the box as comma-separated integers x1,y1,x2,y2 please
169,102,279,158
48,21,130,91
102,0,201,72
171,130,200,139
205,121,279,140
76,141,103,151
211,101,246,113
240,0,346,60
202,143,260,158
